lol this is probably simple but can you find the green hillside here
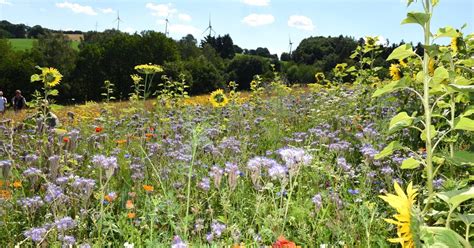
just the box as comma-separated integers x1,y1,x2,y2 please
8,38,80,51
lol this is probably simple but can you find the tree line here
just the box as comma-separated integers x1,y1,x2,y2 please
0,21,418,104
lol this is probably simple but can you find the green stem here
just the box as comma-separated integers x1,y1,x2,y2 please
282,166,302,233
422,0,434,214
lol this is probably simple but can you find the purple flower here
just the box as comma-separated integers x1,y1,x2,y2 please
72,177,95,199
59,235,76,247
218,137,241,153
23,167,42,177
45,183,67,203
17,196,44,211
209,166,224,188
211,221,226,238
55,216,76,231
268,164,287,180
381,166,394,175
198,177,211,191
171,235,188,248
225,162,240,191
278,147,313,168
312,193,323,209
336,157,351,171
433,178,444,189
23,227,47,242
92,155,118,178
348,189,360,195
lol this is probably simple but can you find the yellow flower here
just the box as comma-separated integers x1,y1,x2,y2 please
335,63,346,72
428,58,435,76
209,89,229,108
315,72,325,83
399,59,408,68
42,67,63,87
130,74,143,84
379,181,418,248
450,37,458,53
389,64,401,81
134,64,164,75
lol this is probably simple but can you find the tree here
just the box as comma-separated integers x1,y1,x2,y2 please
227,55,271,90
178,34,201,60
27,25,46,38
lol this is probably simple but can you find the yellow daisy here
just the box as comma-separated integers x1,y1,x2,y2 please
379,181,418,248
209,89,229,108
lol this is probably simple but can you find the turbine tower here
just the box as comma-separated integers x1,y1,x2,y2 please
164,15,170,37
202,14,216,37
288,35,293,57
114,11,122,31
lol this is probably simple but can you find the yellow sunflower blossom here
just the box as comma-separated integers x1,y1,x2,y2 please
428,58,435,76
389,64,401,81
379,181,418,248
450,37,458,53
399,59,408,68
42,67,62,87
315,72,325,83
134,64,164,75
209,89,229,108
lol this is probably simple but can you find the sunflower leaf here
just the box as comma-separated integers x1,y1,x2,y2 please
401,157,421,169
386,44,417,61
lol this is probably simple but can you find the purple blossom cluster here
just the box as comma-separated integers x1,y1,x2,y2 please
17,196,44,211
23,227,47,242
207,221,226,243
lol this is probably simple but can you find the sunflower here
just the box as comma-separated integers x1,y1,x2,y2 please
41,67,63,87
450,37,459,53
389,64,401,81
315,72,325,83
379,181,418,248
209,89,229,108
399,59,408,68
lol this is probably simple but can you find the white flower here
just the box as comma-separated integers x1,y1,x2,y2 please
124,242,134,248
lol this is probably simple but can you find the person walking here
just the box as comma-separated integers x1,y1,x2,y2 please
12,90,27,113
0,91,7,116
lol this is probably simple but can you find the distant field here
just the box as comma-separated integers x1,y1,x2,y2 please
8,38,80,51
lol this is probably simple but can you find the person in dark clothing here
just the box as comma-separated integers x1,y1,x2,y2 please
12,90,27,112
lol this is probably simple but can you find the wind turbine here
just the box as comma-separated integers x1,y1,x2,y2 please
114,11,122,31
164,15,170,37
288,35,294,57
202,14,216,37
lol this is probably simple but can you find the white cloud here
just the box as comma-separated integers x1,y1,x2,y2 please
56,1,97,16
288,15,315,31
99,8,115,14
242,0,270,6
178,13,192,22
0,0,12,5
146,3,177,17
242,14,274,27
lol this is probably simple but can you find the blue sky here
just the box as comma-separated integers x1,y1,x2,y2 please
1,0,473,55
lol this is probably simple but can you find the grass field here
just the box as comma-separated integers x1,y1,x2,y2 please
8,38,80,51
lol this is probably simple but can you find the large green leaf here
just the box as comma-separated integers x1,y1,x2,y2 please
375,141,403,159
448,84,474,93
445,151,474,166
435,26,458,38
401,12,430,27
432,67,449,84
437,187,474,209
386,44,417,61
401,157,421,169
421,125,437,141
389,112,413,133
461,106,474,117
420,226,465,248
456,58,474,67
372,78,408,98
453,117,474,131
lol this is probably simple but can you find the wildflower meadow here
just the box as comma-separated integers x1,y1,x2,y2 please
0,0,473,247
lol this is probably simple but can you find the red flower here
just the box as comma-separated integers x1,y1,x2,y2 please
95,127,103,133
63,137,70,143
272,236,296,248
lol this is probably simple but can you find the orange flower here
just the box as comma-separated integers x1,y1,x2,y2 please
95,127,103,133
0,190,12,200
12,181,22,188
63,137,70,143
143,185,154,192
272,236,296,248
116,139,127,145
145,133,154,139
126,200,134,209
127,212,136,219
